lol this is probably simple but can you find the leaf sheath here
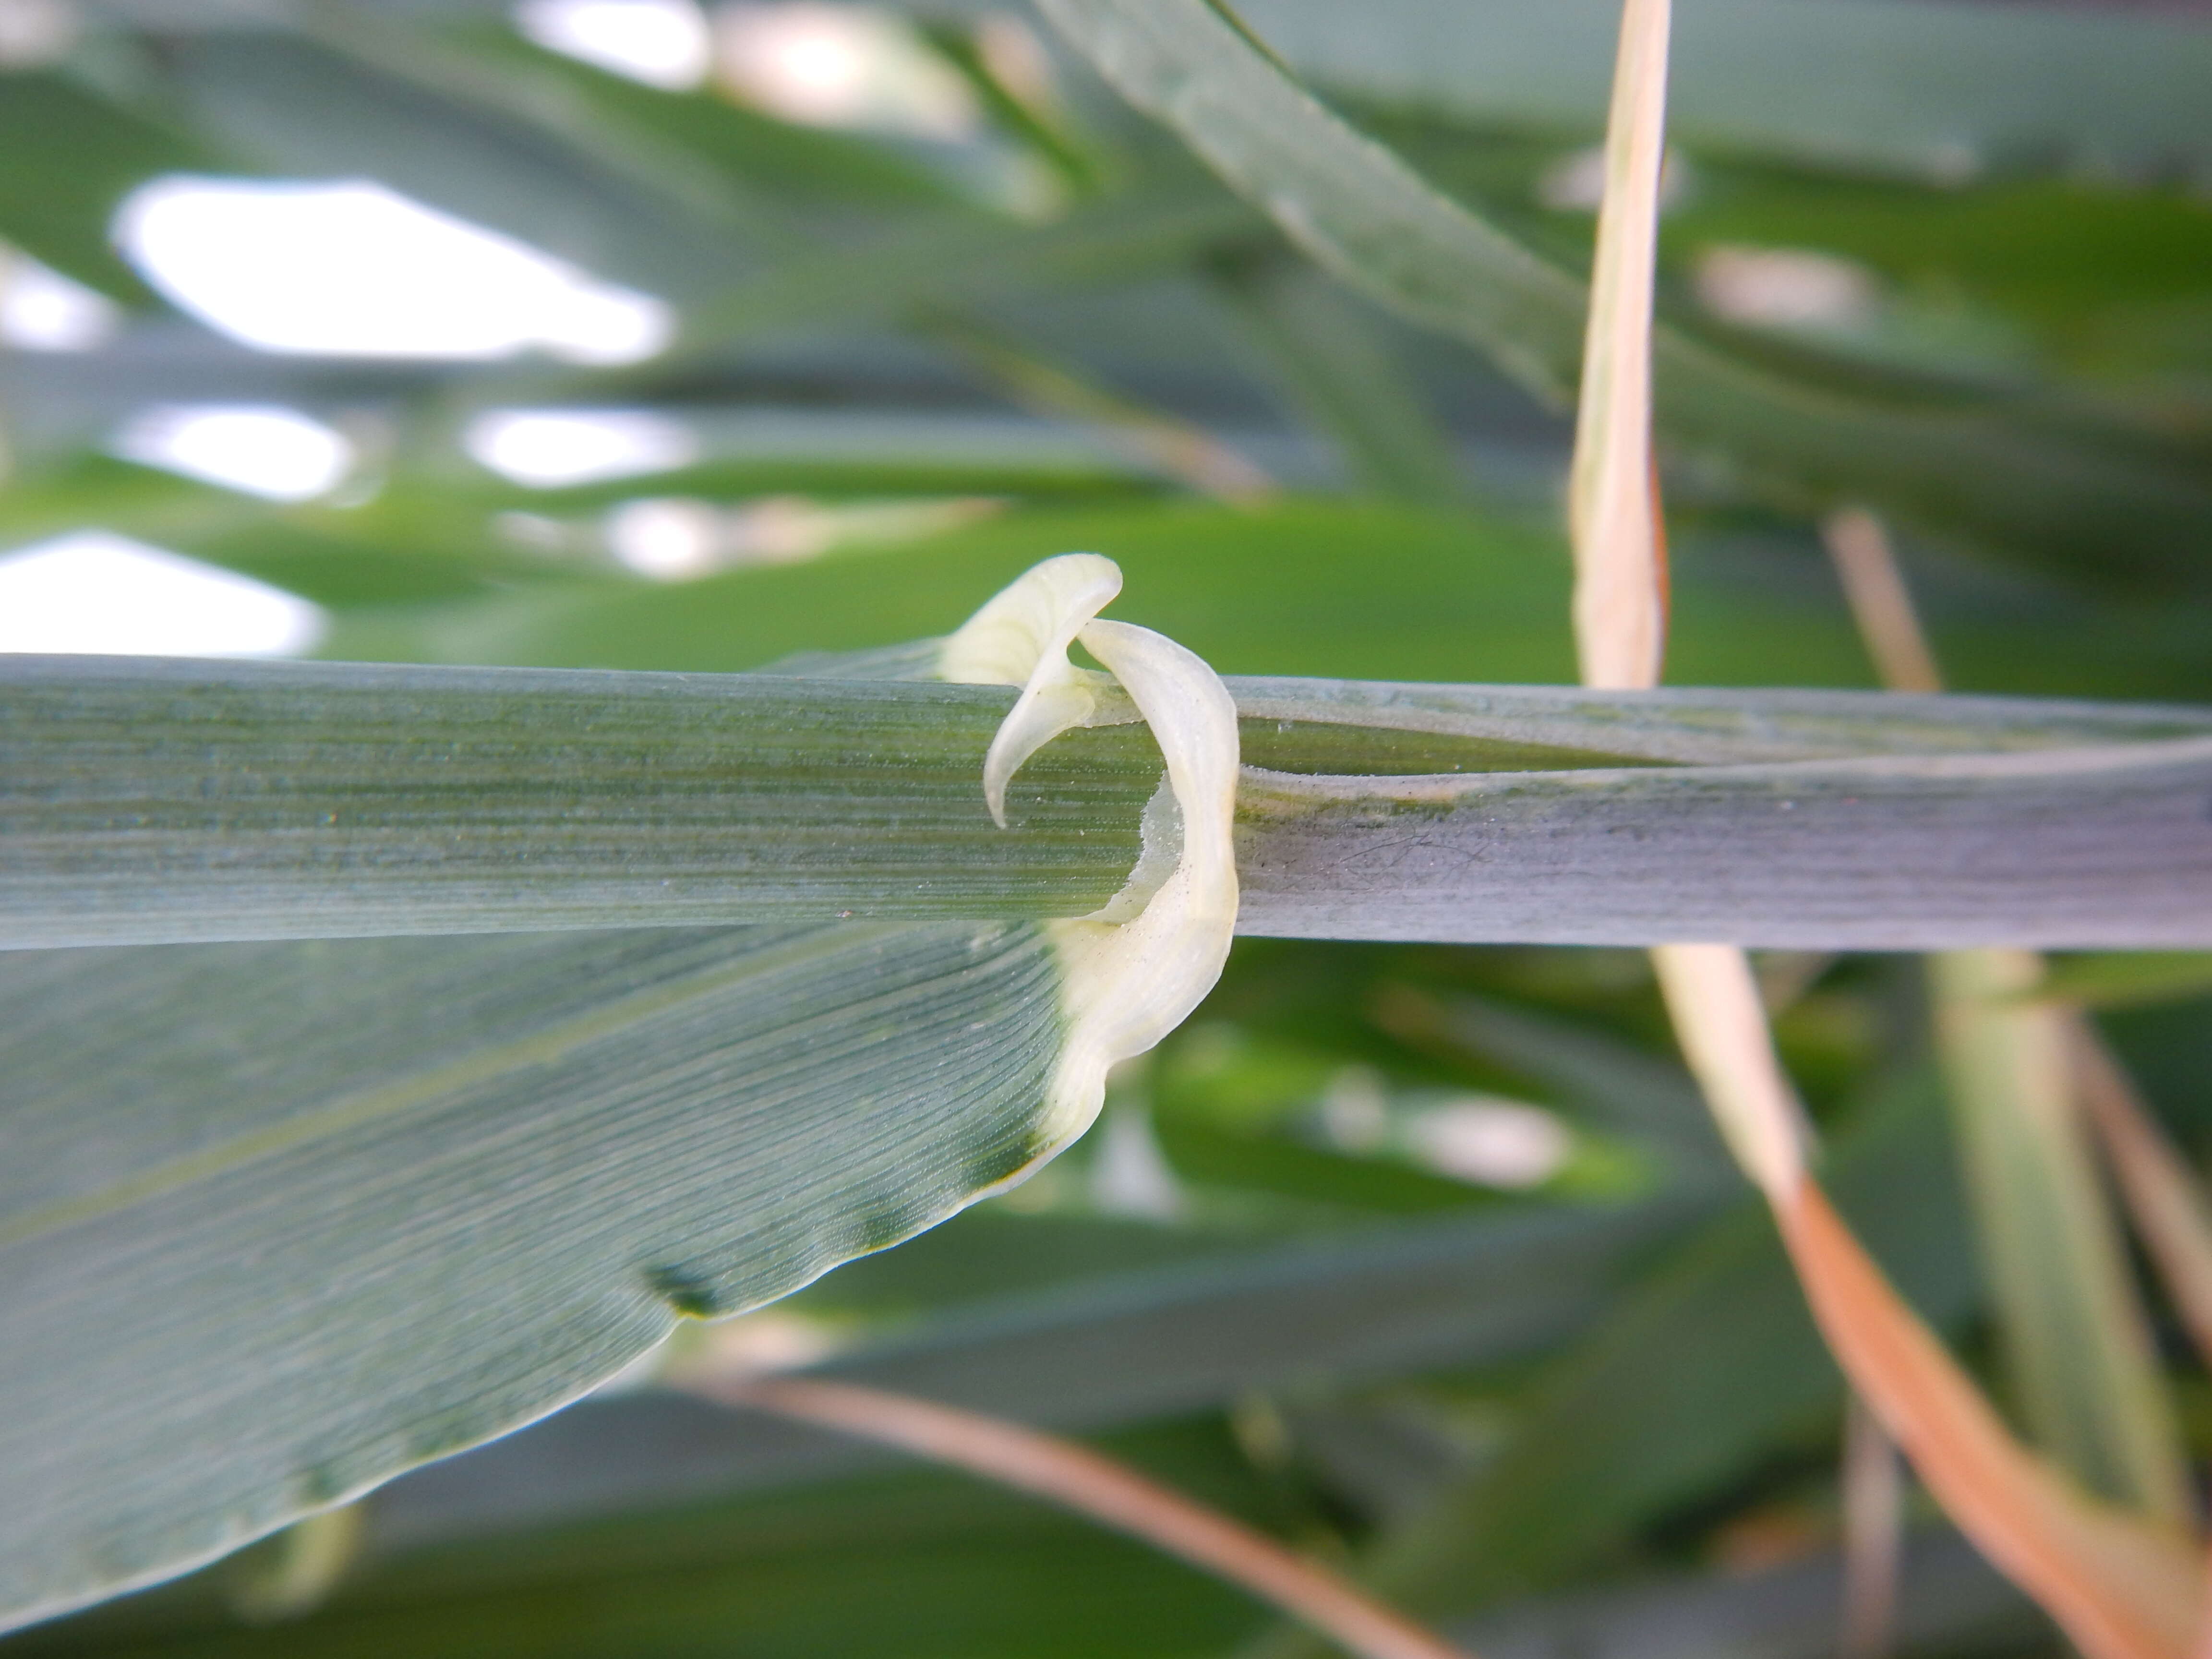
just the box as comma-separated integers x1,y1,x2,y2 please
7,657,2211,950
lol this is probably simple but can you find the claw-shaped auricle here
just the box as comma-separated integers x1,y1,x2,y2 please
938,554,1240,1141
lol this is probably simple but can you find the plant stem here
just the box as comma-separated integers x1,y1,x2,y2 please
680,1373,1476,1659
2071,1019,2212,1373
1569,0,1671,690
1931,947,2189,1520
1820,507,1942,697
1839,1395,1902,1659
923,309,1276,503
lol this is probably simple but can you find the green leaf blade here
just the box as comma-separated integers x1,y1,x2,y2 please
0,920,1072,1632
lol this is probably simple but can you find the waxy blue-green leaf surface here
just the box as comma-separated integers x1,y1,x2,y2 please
0,920,1072,1631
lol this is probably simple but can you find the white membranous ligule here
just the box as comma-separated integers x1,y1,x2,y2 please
938,554,1241,1143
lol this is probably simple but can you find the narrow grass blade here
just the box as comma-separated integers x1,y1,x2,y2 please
1840,1395,1904,1659
681,185,1260,347
1569,0,1670,691
682,1376,1475,1659
1822,508,1944,697
2071,1021,2212,1373
1932,950,2190,1521
922,311,1277,502
1034,0,1585,394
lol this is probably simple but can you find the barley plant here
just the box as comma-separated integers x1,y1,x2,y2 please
4,2,2212,1657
